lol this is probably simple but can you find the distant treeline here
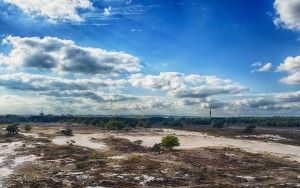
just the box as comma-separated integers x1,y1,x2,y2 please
1,115,300,128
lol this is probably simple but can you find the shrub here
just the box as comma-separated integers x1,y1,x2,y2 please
127,153,142,162
243,125,256,134
151,143,162,153
24,124,32,132
212,121,224,128
6,124,20,136
105,120,126,130
89,150,100,160
161,135,180,151
61,128,73,136
133,140,143,146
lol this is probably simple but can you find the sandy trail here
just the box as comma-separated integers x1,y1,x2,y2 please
51,129,300,162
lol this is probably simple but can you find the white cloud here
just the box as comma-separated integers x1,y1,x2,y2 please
3,0,93,22
0,73,126,91
230,91,300,110
277,56,300,84
273,0,300,30
1,36,141,75
129,72,247,98
251,62,272,73
103,6,112,16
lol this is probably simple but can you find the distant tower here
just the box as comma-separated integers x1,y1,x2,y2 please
39,111,44,117
209,109,212,118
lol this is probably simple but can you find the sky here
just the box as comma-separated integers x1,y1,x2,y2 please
0,0,300,116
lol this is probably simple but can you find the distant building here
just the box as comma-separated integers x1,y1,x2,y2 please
209,109,212,118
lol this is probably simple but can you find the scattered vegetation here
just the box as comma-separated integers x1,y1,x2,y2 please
2,115,300,128
127,153,142,162
161,135,180,151
5,124,20,136
24,124,32,132
89,150,101,160
132,140,143,146
212,120,225,128
61,128,73,136
151,143,162,153
243,125,256,134
105,120,126,130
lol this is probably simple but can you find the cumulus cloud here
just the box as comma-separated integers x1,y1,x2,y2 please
103,6,112,16
277,56,300,84
0,73,126,92
113,99,178,111
39,90,137,103
1,36,141,75
3,0,92,22
251,62,272,73
231,91,300,110
0,72,137,104
273,0,300,31
129,72,247,98
182,98,224,109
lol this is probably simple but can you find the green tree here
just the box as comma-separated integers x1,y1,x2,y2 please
105,120,126,130
161,135,180,151
243,125,256,134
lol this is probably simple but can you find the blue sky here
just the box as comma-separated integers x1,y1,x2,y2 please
0,0,300,116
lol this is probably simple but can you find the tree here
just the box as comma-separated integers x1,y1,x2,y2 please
161,135,180,151
24,124,32,132
6,124,20,136
105,120,126,130
243,125,256,134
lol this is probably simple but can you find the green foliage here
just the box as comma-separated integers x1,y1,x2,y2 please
133,140,143,146
105,120,126,130
6,124,20,136
2,115,300,128
162,118,183,127
212,120,225,128
161,135,180,150
89,150,100,160
151,143,162,153
127,153,142,162
243,125,256,134
61,128,73,136
24,124,32,132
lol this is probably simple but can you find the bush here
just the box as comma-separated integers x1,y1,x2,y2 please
89,151,101,160
105,120,126,130
243,125,256,134
24,124,32,132
6,124,20,136
212,121,224,128
151,143,162,153
161,135,180,151
127,153,142,162
61,128,73,136
133,140,143,146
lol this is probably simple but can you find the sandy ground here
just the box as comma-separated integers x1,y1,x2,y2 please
49,129,300,162
1,126,299,187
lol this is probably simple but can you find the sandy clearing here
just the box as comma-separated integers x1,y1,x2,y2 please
0,141,39,186
52,134,107,150
51,129,300,162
